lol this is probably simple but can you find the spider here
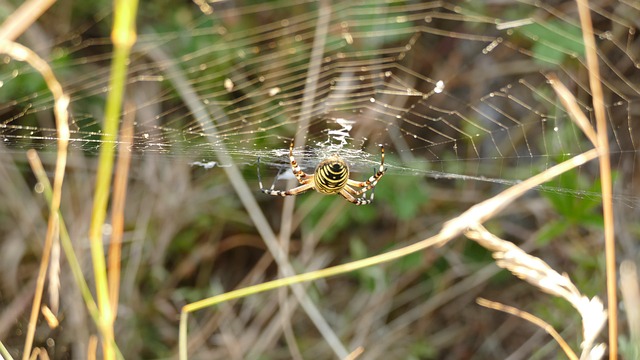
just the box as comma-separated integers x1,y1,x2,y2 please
258,140,386,205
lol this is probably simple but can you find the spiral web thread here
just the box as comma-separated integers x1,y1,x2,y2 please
0,0,639,206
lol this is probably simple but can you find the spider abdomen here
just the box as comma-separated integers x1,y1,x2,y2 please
314,157,349,194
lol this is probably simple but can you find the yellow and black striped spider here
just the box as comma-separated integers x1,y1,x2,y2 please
258,140,386,205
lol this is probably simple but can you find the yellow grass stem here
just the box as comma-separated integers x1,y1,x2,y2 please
88,0,138,357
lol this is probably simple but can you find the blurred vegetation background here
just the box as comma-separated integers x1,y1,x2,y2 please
0,0,639,359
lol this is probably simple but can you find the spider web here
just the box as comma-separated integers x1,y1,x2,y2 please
1,0,639,206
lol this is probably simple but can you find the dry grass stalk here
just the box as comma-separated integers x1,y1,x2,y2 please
620,261,640,355
88,335,98,360
40,305,59,329
47,236,60,316
27,347,50,360
0,39,70,360
107,102,135,320
575,0,618,356
465,225,607,359
439,149,599,243
546,73,597,146
344,346,364,360
476,298,579,360
0,0,56,42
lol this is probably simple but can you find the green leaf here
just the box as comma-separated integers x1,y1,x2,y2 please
536,220,570,246
378,174,430,220
518,20,585,65
349,237,368,260
395,251,423,271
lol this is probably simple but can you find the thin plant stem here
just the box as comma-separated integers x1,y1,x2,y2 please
88,336,98,360
277,2,332,357
88,0,138,358
575,1,617,358
27,150,114,351
0,341,14,360
620,261,640,355
476,298,579,360
546,73,598,146
0,0,56,42
28,159,142,360
0,39,69,360
108,103,135,318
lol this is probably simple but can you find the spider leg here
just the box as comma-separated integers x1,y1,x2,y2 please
342,184,362,197
339,187,372,206
258,156,316,197
270,165,290,190
344,183,376,203
290,140,310,184
257,156,267,190
261,182,315,197
259,157,288,191
345,145,386,196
